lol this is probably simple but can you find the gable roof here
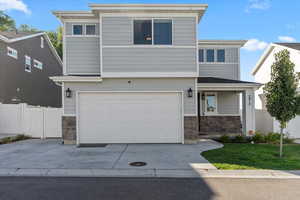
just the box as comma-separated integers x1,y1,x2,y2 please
274,43,300,51
252,43,300,75
0,31,62,67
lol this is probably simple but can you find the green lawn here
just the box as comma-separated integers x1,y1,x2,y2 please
201,143,300,170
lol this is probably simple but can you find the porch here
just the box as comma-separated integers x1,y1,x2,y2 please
197,77,261,137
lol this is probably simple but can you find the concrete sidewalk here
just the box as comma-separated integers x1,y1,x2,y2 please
0,168,300,179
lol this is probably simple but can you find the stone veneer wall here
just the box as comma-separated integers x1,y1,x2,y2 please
62,116,200,144
199,116,242,135
62,116,76,144
184,116,199,139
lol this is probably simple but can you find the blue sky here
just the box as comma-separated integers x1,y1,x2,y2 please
1,0,299,81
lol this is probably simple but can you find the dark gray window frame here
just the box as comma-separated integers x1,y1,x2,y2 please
85,24,96,35
206,49,215,63
72,24,83,35
217,49,225,63
133,18,173,45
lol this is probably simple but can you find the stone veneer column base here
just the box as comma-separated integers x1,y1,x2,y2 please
62,116,76,144
199,116,242,135
184,116,199,140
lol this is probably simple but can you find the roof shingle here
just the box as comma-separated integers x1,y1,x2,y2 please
275,43,300,51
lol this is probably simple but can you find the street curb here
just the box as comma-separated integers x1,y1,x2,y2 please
1,168,300,179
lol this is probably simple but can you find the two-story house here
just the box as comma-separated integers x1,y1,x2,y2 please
51,4,260,145
0,31,62,107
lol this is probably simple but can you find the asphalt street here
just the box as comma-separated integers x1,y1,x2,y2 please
0,177,299,200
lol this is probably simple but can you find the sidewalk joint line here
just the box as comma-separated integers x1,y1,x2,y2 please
112,144,128,169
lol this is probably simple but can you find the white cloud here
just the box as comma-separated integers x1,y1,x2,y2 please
246,0,271,12
243,39,268,51
278,36,296,42
0,0,31,14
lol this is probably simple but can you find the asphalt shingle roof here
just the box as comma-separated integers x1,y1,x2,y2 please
197,77,259,84
275,43,300,51
0,31,42,39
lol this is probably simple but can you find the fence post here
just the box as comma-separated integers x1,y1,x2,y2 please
20,103,27,135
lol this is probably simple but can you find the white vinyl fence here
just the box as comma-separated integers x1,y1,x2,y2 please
255,109,300,138
0,103,62,138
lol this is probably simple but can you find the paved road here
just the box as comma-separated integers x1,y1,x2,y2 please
0,177,299,200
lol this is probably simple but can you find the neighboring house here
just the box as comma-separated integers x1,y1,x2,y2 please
252,43,300,138
0,31,62,107
51,4,260,145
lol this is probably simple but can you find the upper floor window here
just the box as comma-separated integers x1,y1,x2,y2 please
33,59,43,70
154,19,172,45
86,24,96,35
199,49,204,62
133,19,172,45
206,49,215,62
134,20,152,45
25,55,31,72
217,49,225,62
73,25,83,35
40,37,44,48
7,47,18,59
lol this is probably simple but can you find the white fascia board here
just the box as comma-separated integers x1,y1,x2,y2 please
88,4,208,10
50,76,103,83
198,40,248,47
198,83,262,90
251,44,275,75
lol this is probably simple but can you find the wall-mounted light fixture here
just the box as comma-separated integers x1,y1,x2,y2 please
65,88,72,98
187,88,193,98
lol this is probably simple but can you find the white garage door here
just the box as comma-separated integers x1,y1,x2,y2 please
77,92,183,144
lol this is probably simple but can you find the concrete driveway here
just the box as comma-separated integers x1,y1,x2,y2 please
0,139,222,170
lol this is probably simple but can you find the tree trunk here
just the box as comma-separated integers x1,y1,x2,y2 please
279,126,283,158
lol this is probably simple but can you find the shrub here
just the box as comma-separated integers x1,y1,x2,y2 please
218,135,231,143
265,132,281,144
252,132,266,143
232,135,248,143
0,134,31,145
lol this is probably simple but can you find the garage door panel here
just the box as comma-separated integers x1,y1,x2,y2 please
78,92,183,144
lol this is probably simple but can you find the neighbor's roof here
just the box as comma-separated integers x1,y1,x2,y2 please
53,4,208,21
197,77,260,85
274,43,300,51
198,40,247,47
252,43,300,75
0,31,62,67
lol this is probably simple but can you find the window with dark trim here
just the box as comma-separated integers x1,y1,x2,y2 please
217,49,225,62
134,20,152,45
86,25,96,35
199,49,204,62
73,25,83,35
154,19,172,45
206,49,215,62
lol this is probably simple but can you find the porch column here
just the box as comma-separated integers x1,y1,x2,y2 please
242,88,256,135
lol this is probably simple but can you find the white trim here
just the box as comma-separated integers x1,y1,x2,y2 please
184,114,198,117
198,83,261,88
96,13,199,18
40,36,44,48
33,59,43,70
199,62,238,65
194,78,198,116
100,14,103,76
61,19,99,23
7,46,18,59
43,34,63,67
50,76,103,83
63,114,76,117
199,45,245,48
62,82,65,116
63,21,67,75
102,72,198,78
102,45,195,48
252,44,275,75
75,90,185,145
204,92,218,115
65,35,99,38
198,40,247,46
24,55,31,73
195,16,199,76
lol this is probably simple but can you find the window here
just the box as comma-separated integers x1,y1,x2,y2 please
134,20,152,45
33,59,43,70
206,49,215,62
73,25,83,35
205,92,217,114
217,49,225,62
154,19,172,45
86,24,96,35
7,47,18,59
199,49,204,62
25,56,31,72
40,37,44,48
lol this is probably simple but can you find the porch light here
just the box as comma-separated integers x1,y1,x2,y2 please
187,88,193,98
65,88,72,98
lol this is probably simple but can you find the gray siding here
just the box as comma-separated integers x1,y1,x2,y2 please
65,23,100,35
217,92,239,114
102,48,196,73
198,48,239,80
198,63,239,79
0,36,62,107
102,17,196,46
64,78,196,115
65,37,100,74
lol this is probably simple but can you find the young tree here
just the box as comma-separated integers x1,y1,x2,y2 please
0,11,15,31
47,26,63,59
18,24,39,33
264,49,300,157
